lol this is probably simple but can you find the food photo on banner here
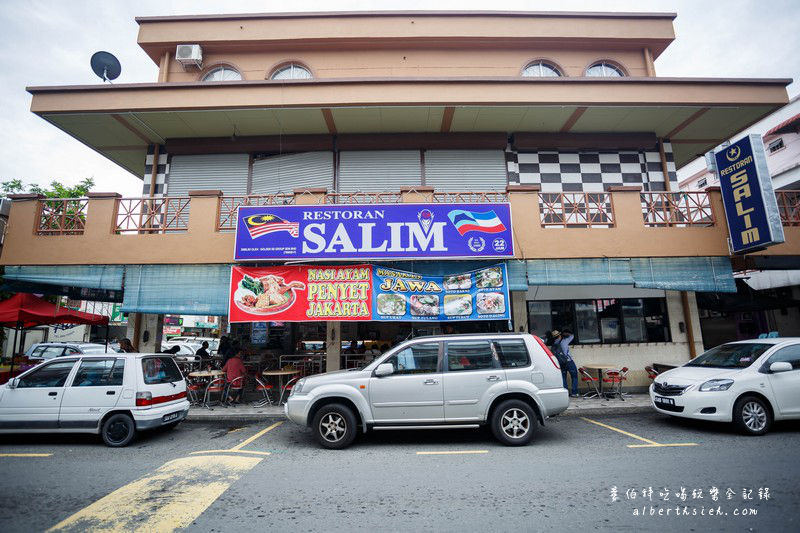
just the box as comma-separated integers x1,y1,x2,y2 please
234,203,514,261
228,264,510,323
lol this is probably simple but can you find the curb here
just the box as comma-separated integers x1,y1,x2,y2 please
561,405,653,417
184,414,287,425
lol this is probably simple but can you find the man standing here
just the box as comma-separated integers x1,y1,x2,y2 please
552,329,579,398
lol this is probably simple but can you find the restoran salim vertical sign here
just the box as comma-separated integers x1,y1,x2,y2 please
234,203,514,261
714,134,785,254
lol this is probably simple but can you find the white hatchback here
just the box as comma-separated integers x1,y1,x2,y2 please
0,353,189,446
650,338,800,435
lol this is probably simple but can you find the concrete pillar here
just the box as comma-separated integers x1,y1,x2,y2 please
126,313,164,353
326,321,341,372
511,291,528,333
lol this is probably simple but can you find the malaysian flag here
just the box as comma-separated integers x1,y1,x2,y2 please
244,213,300,239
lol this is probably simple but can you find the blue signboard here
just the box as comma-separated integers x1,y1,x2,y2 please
372,264,510,322
234,203,514,261
714,134,785,254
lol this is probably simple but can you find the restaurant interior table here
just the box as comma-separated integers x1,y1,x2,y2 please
188,370,224,379
262,368,301,402
581,364,618,397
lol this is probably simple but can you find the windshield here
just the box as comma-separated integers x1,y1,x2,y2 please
686,343,772,369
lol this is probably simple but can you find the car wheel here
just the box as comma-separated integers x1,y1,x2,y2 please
491,399,536,446
733,395,772,436
101,413,136,447
312,404,357,449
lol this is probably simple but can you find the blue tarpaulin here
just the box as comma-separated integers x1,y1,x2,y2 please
3,265,124,291
630,257,737,293
526,258,635,285
122,264,231,316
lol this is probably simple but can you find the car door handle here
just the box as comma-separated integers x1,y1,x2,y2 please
423,379,439,385
106,391,116,395
486,375,502,382
48,392,57,396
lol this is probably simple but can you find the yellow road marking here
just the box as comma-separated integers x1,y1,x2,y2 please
47,455,261,533
189,449,271,456
580,417,659,445
627,443,698,448
0,453,52,457
580,417,698,448
416,450,489,455
230,421,283,451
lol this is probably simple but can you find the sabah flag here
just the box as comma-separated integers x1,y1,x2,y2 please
447,209,507,235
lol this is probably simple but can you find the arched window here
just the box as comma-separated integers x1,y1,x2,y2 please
201,66,242,82
270,63,313,80
522,60,562,77
585,61,625,77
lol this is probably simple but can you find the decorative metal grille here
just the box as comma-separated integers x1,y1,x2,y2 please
539,192,615,228
776,190,800,226
36,198,88,235
115,197,191,234
217,194,294,231
640,192,714,227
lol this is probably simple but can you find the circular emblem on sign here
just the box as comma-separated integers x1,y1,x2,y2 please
468,237,486,252
725,145,741,162
492,238,507,253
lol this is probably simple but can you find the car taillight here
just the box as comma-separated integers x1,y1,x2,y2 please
136,391,152,407
534,335,560,369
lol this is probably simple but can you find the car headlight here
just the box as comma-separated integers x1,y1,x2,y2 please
699,379,734,392
291,378,305,396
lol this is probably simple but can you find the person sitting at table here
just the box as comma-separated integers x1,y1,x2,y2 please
195,341,211,369
344,340,358,354
222,349,247,404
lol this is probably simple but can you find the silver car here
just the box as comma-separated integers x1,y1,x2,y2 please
285,333,569,449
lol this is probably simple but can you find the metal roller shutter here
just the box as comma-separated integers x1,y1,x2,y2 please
338,150,422,192
251,152,334,194
167,154,249,197
424,150,508,191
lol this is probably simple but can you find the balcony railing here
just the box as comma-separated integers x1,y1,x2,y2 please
324,192,404,204
432,191,509,203
776,190,800,226
115,197,191,234
539,192,615,228
217,194,295,231
640,192,714,227
36,198,88,235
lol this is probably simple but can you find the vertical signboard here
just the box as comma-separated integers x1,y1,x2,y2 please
714,134,785,254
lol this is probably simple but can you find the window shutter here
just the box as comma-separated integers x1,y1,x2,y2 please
338,151,422,192
251,152,333,194
424,150,507,191
167,154,249,196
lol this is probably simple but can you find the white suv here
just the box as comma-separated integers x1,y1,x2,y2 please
285,333,569,449
0,353,189,446
650,338,800,435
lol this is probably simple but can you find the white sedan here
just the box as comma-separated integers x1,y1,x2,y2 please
650,338,800,435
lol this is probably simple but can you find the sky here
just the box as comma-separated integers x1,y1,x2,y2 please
0,0,798,196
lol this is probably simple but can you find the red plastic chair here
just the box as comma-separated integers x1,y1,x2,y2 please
252,376,274,407
279,376,301,406
602,368,627,401
202,377,226,410
578,367,601,399
186,378,204,406
225,376,245,406
645,365,659,380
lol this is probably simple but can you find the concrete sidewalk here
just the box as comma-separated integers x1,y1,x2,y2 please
184,394,653,424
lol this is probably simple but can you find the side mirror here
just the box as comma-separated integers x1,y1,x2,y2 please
374,363,395,377
770,361,793,373
7,378,19,389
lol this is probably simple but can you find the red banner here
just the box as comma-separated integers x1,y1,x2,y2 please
229,265,373,323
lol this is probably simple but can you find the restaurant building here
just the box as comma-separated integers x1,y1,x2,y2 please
3,10,799,387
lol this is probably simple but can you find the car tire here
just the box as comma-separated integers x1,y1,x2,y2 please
491,399,536,446
733,395,772,436
311,403,357,449
101,413,136,447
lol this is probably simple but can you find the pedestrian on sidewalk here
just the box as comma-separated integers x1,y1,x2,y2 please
552,329,579,398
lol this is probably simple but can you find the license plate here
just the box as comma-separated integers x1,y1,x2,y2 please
162,411,181,423
654,396,675,406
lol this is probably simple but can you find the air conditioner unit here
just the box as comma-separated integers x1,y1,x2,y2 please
175,44,202,68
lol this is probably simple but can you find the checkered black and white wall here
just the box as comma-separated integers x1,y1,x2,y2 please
142,144,168,196
506,142,678,192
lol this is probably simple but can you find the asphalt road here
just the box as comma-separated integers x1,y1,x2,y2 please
0,412,798,532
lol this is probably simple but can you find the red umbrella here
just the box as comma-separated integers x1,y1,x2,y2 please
0,293,109,380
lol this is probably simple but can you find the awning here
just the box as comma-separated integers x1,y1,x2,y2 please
630,257,736,293
526,258,634,285
523,257,736,293
122,264,230,316
0,292,108,329
740,270,800,291
3,265,124,291
764,112,800,138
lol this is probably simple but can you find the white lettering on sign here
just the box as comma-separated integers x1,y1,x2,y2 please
300,221,448,255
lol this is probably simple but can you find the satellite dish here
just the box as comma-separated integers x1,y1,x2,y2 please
90,51,121,82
